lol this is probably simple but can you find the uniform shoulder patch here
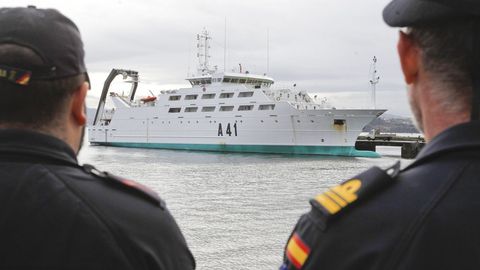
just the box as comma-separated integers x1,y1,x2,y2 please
280,162,400,270
285,233,311,269
281,213,319,270
310,161,400,224
82,163,165,209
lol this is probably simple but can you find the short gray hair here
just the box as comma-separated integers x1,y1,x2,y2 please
409,19,474,113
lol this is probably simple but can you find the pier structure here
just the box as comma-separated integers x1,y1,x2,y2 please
355,135,426,159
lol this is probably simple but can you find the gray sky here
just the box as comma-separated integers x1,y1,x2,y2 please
1,0,411,116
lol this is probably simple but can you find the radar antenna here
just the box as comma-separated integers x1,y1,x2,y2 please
369,56,380,109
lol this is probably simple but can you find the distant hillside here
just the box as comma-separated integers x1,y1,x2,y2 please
363,115,419,133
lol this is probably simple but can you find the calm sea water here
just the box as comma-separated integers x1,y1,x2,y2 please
78,144,412,270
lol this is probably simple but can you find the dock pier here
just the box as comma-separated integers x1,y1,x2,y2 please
355,136,426,159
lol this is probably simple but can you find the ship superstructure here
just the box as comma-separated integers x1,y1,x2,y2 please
88,30,385,157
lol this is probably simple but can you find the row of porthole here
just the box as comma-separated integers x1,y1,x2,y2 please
142,119,324,124
142,119,324,125
297,120,316,123
260,120,279,123
143,120,247,125
140,119,316,125
150,120,280,124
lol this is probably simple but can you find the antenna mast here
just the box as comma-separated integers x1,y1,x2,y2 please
267,29,270,75
197,28,214,76
369,56,380,109
224,18,227,72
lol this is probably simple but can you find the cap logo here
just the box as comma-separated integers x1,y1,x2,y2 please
0,65,32,86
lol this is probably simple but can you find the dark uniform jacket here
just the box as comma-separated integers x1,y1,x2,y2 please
0,129,195,270
281,121,480,270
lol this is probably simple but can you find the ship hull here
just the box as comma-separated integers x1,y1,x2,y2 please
90,142,379,157
88,106,385,157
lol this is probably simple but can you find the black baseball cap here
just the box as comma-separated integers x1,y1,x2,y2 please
383,0,480,27
0,6,88,86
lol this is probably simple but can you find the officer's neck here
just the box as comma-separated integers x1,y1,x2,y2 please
414,76,470,142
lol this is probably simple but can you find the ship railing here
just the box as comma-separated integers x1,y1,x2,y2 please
288,101,331,111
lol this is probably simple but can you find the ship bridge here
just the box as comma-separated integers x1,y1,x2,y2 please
187,29,274,89
186,72,274,88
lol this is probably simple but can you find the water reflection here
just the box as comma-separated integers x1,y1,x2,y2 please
78,145,408,270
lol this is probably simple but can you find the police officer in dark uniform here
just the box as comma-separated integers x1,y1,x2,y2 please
280,0,480,269
0,7,195,269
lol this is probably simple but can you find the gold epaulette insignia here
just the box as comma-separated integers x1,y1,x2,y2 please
310,162,400,218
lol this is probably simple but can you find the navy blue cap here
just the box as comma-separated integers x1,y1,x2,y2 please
383,0,480,27
0,6,87,85
383,0,480,120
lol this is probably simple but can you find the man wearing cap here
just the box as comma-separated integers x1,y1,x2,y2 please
0,6,195,270
279,1,480,269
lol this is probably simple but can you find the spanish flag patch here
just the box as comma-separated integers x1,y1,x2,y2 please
0,65,32,86
286,233,310,269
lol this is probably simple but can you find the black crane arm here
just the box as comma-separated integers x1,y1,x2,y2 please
92,68,139,126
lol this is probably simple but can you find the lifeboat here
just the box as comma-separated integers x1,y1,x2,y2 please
140,96,157,102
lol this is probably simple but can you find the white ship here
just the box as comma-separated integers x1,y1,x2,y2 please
88,30,386,157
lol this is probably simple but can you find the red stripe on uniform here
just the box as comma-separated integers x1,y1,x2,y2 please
293,234,311,254
286,249,302,269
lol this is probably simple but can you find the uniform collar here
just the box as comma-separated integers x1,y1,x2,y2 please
408,121,480,168
0,128,78,165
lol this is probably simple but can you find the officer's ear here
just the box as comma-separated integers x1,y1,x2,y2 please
70,81,88,126
397,30,420,85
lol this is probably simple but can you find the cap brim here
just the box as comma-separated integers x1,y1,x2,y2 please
383,0,464,27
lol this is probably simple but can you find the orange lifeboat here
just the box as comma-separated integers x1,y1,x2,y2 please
140,96,157,102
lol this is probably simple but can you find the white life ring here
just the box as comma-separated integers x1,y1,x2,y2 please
276,97,280,101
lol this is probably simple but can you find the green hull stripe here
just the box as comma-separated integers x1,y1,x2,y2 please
92,142,380,158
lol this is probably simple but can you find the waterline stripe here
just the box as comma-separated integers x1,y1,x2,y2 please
90,142,380,158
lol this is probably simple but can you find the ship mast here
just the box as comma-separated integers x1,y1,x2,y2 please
369,56,380,109
197,28,215,76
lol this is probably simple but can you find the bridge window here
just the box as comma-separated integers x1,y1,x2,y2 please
202,93,215,99
201,106,215,112
219,92,234,98
168,108,181,113
238,91,254,97
169,95,181,101
185,94,198,100
259,104,275,110
185,107,198,112
219,106,234,111
262,83,272,87
238,105,254,111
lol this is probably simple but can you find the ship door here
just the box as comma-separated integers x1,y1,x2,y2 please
333,119,347,132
